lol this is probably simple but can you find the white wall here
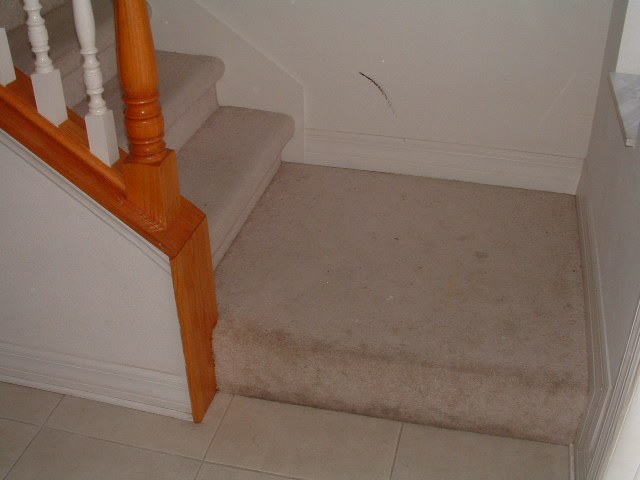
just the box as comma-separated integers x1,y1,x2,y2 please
603,371,640,480
576,0,640,477
196,0,613,192
0,132,191,419
617,0,640,74
581,1,640,384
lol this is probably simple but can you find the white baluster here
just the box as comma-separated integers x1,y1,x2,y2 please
72,0,118,165
0,28,16,86
23,0,67,125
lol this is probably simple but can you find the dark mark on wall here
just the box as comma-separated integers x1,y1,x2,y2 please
359,71,396,115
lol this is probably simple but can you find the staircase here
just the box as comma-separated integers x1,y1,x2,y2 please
5,0,294,264
3,0,588,447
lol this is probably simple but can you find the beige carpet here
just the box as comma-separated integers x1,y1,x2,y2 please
214,163,587,445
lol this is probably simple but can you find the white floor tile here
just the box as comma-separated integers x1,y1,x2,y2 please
0,382,62,425
206,396,400,480
0,418,39,478
391,423,569,480
46,393,232,459
197,463,297,480
6,428,201,480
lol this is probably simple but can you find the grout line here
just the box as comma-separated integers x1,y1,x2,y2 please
388,423,404,480
0,415,42,428
34,393,238,465
3,393,65,480
210,394,234,445
42,426,207,462
197,395,308,480
4,390,238,480
569,443,575,480
189,393,235,480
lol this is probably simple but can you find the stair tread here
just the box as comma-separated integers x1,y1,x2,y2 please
74,50,225,152
214,163,588,444
178,106,294,262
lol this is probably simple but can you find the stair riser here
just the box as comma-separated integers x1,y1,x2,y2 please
167,84,219,153
215,332,586,445
212,154,281,264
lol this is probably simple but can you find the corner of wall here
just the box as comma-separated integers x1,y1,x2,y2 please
148,0,304,164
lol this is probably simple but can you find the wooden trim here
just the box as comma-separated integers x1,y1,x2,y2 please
115,0,180,229
2,70,192,256
0,69,218,421
115,0,166,164
170,218,218,422
4,70,125,193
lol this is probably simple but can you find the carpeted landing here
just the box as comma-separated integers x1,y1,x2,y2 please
214,163,588,445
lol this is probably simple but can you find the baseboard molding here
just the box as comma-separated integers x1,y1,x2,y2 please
0,342,192,420
587,298,640,480
303,129,583,194
575,165,640,480
575,175,611,479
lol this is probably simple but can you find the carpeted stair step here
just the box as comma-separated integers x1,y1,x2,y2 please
7,0,117,107
5,0,225,153
73,51,225,152
214,163,588,446
177,107,295,263
5,0,293,266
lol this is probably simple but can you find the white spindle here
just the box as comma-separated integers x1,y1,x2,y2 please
23,0,67,125
72,0,118,165
0,28,16,86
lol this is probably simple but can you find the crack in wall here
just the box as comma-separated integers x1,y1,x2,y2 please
359,71,396,116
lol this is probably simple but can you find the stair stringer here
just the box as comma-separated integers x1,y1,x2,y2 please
148,0,304,165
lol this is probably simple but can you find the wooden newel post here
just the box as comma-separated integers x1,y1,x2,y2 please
115,0,179,229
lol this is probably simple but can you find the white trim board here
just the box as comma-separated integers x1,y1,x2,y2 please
0,342,192,420
575,171,612,479
591,296,640,480
303,129,583,194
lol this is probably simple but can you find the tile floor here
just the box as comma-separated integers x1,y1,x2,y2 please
0,382,570,479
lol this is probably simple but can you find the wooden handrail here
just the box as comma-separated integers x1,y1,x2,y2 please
115,0,179,230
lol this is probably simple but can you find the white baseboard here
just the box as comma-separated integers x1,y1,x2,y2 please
575,172,611,479
303,129,583,194
0,342,192,421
